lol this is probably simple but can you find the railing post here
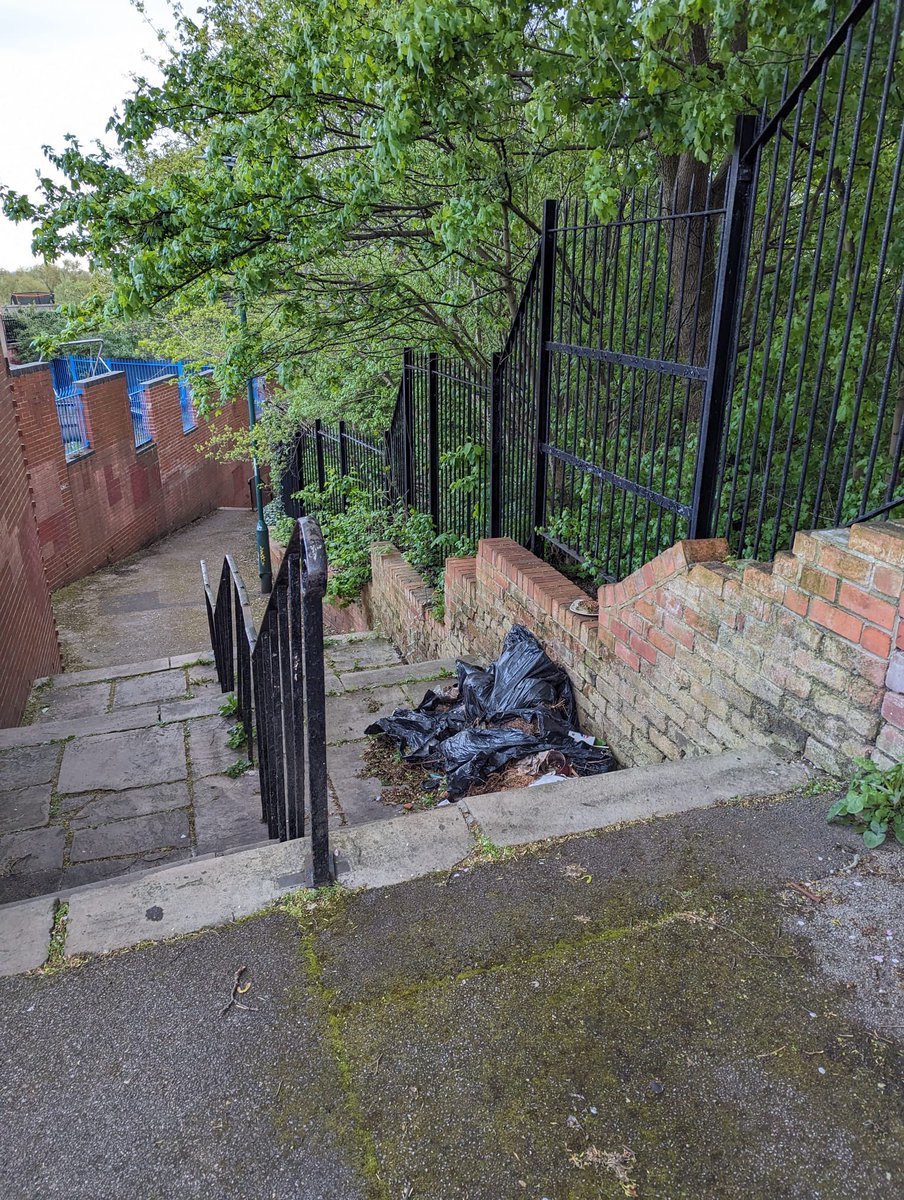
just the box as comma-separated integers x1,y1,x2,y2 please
427,351,440,531
530,199,558,554
690,114,759,540
402,348,415,507
338,419,349,512
314,418,326,493
383,430,394,506
490,351,503,538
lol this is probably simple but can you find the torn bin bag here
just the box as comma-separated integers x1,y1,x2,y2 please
364,624,615,797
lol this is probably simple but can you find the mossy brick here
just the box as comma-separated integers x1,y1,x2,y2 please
876,722,904,756
737,671,783,709
822,635,888,684
817,541,872,583
790,647,848,692
791,529,822,562
762,661,812,700
690,681,729,721
848,519,904,564
799,566,839,601
771,551,800,581
685,608,719,642
804,735,843,774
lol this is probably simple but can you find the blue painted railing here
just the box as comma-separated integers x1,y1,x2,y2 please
50,355,193,450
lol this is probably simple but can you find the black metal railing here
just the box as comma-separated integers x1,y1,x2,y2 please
200,516,332,885
286,0,901,583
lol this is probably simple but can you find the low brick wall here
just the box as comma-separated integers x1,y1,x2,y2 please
366,521,904,774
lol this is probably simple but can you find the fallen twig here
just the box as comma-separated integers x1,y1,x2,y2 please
786,881,826,904
221,965,257,1015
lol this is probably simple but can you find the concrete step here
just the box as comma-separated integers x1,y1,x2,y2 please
0,744,809,975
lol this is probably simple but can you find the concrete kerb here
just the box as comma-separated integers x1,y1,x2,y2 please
0,747,813,973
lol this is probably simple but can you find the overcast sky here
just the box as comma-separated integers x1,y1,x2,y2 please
0,0,183,269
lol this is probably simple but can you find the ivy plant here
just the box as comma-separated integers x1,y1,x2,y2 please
827,758,904,849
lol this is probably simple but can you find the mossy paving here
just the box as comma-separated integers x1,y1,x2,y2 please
267,872,902,1200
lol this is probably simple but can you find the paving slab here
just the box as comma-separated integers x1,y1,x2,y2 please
325,638,402,673
0,916,367,1199
0,744,61,790
62,781,191,828
336,658,456,692
31,681,111,724
327,740,397,824
57,725,187,795
159,694,226,722
0,896,55,977
0,703,163,750
0,785,51,835
187,715,240,777
324,684,411,744
193,773,268,855
69,809,191,863
168,651,215,669
113,668,188,708
466,746,809,846
61,849,191,892
0,827,65,903
50,658,173,688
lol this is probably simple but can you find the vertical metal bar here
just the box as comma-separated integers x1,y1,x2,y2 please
266,608,287,842
690,114,759,540
402,348,415,507
530,199,558,553
314,418,326,493
252,646,273,834
427,351,441,531
338,419,349,508
490,351,503,538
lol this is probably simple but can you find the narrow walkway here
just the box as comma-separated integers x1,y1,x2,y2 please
52,508,263,670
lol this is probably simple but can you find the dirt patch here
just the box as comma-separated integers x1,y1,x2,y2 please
359,736,446,810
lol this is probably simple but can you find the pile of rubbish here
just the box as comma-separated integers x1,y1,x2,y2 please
365,625,616,799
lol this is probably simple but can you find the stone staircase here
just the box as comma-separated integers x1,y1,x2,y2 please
0,634,457,907
0,631,811,977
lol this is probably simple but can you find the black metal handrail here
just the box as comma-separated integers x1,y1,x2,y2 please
200,516,332,885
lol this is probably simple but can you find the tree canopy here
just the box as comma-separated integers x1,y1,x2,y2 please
2,0,819,431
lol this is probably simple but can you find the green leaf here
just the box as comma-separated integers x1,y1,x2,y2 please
862,828,886,849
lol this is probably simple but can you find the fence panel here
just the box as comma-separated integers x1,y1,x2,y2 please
714,0,904,558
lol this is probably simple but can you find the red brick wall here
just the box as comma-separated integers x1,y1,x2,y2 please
367,521,904,775
0,356,253,724
5,361,252,591
0,363,61,726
